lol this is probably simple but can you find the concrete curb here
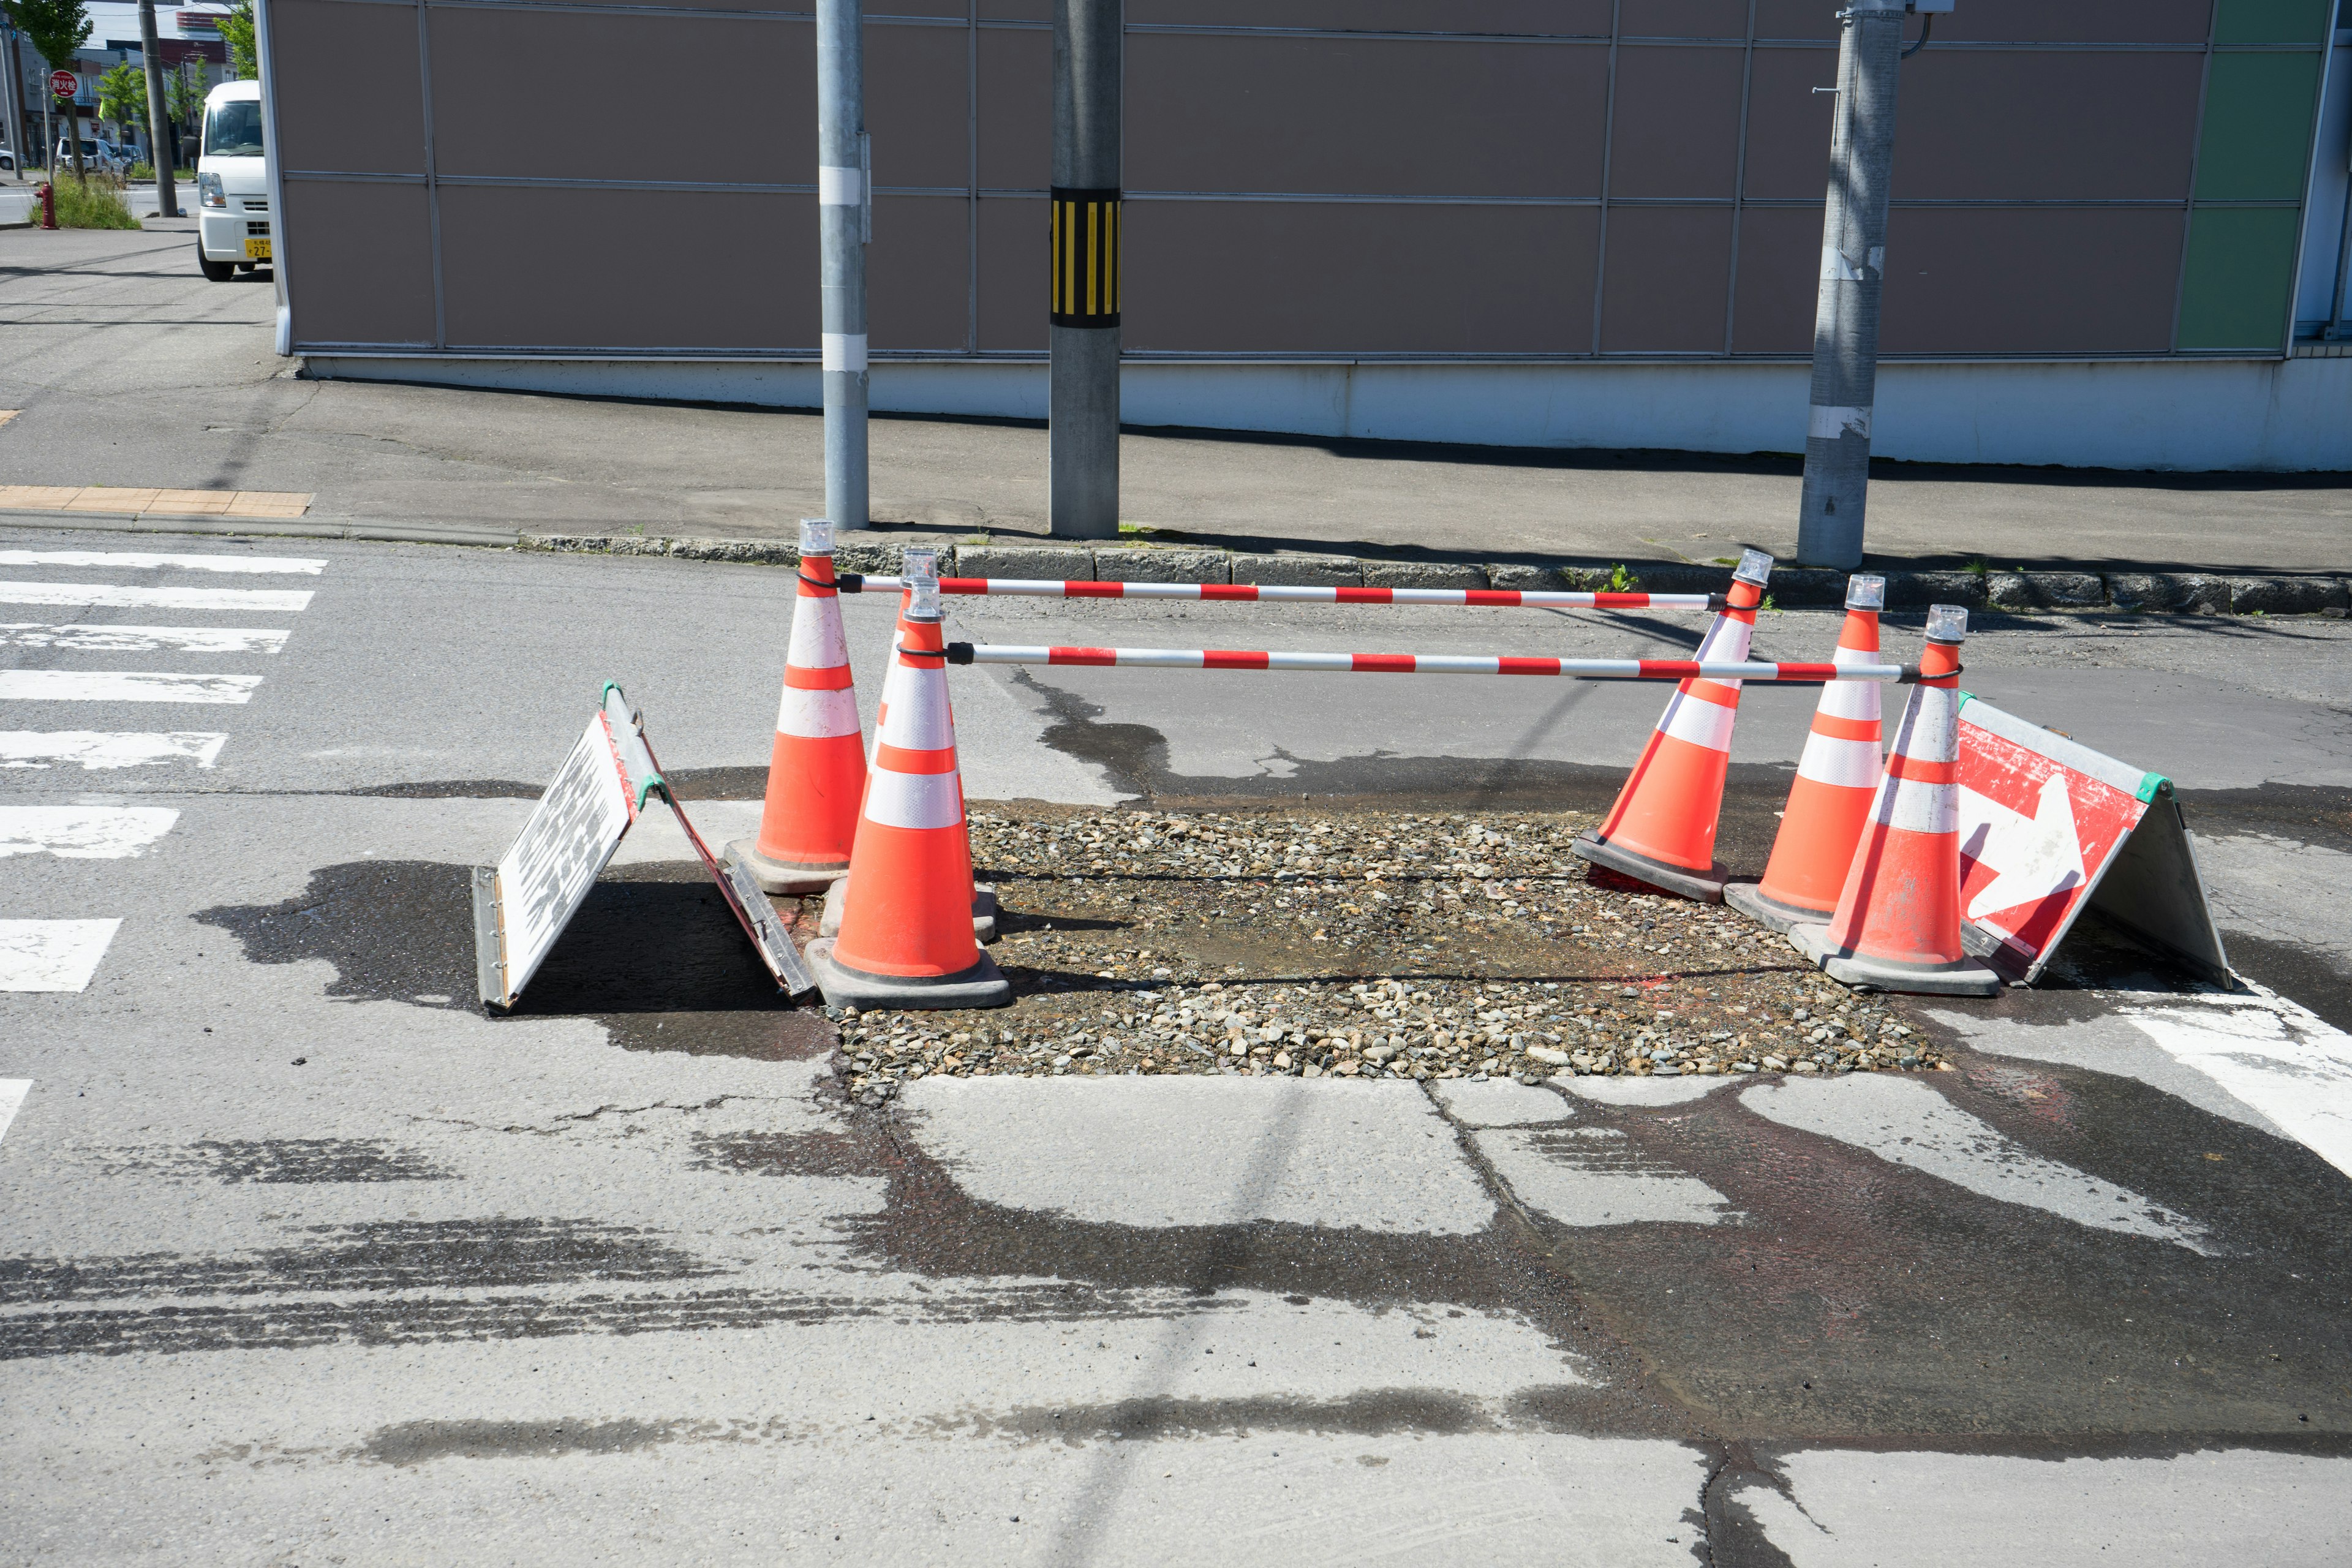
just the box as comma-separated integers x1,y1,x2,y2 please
4,508,2344,616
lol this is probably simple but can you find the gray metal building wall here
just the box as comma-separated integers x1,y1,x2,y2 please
265,0,2340,364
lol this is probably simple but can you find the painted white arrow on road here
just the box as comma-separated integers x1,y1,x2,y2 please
1961,771,2085,921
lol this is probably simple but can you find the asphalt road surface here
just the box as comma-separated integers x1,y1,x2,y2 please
1,533,2346,1564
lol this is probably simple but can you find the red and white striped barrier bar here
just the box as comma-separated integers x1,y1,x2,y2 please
944,643,1921,682
843,574,1722,612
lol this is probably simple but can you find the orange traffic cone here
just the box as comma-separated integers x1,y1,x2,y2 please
729,520,869,894
818,545,998,941
1790,605,2000,995
805,577,1012,1011
1728,573,1887,932
1570,548,1773,900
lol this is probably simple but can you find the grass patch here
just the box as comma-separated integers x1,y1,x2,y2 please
50,178,141,230
126,161,156,182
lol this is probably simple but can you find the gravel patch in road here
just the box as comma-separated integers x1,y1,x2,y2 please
826,805,1947,1103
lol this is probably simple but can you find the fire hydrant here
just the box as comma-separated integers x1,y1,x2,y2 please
37,181,56,230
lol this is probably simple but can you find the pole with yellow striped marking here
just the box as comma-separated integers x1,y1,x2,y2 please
1049,0,1120,541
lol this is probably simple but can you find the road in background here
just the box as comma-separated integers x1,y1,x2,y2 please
3,227,2348,571
1,533,2346,1562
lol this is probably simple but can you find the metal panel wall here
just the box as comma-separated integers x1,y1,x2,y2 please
266,0,2331,361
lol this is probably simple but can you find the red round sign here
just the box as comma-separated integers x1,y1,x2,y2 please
48,69,77,98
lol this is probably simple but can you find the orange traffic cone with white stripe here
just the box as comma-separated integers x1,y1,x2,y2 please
729,520,869,894
1570,549,1773,900
1790,605,2000,995
1727,573,1887,932
805,576,1012,1011
818,545,998,941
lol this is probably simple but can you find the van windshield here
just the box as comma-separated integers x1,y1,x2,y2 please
203,100,264,158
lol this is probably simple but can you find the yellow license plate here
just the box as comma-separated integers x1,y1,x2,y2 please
243,237,271,260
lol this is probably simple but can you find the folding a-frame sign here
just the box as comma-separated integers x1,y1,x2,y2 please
472,684,813,1010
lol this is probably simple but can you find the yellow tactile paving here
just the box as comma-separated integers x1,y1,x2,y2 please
0,485,313,518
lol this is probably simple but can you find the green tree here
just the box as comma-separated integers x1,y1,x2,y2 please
218,0,255,79
166,56,207,155
6,0,94,179
97,57,144,143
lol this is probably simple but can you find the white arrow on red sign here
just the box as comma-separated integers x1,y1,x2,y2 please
1961,771,2086,922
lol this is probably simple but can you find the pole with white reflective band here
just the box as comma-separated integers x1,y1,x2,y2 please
945,644,1916,682
818,0,869,529
843,575,1723,611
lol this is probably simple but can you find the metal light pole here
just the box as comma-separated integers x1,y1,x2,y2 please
1,25,23,181
1048,0,1120,540
137,0,176,214
817,0,869,530
1793,0,1908,570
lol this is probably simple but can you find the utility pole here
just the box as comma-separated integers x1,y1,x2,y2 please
1048,0,1120,540
1793,0,1919,570
1,24,23,181
816,0,868,530
137,0,175,213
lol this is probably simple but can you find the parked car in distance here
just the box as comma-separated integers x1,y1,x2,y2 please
0,145,16,173
55,138,129,175
195,80,270,282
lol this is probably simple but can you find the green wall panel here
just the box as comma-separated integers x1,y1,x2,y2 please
2193,51,2324,200
2176,206,2302,348
2211,0,2335,44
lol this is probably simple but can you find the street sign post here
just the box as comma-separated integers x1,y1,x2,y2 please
49,70,77,99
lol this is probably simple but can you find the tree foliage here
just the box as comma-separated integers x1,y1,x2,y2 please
167,57,208,130
4,0,93,73
97,58,145,134
218,0,255,79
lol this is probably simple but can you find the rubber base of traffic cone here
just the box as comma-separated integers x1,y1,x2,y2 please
805,937,1013,1011
819,874,997,941
725,837,850,897
1724,878,1830,934
1571,830,1727,902
1787,922,2003,997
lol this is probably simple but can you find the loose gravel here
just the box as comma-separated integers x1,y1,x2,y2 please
827,804,1947,1103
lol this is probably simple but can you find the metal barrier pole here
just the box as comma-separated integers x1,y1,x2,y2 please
1049,0,1121,540
818,0,869,530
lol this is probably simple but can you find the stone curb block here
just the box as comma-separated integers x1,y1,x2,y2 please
1230,552,1362,587
956,543,1095,581
1096,547,1231,584
2109,571,2231,614
1361,558,1491,590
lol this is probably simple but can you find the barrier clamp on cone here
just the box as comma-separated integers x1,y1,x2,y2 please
820,545,999,943
805,575,1013,1011
728,519,870,894
1570,548,1773,900
1727,573,1888,932
1790,604,2002,997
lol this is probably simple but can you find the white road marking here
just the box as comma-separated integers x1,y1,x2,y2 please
0,1078,29,1141
1477,1126,1738,1227
902,1077,1497,1233
1430,1078,1575,1126
0,806,179,859
0,918,119,991
1741,1447,2352,1568
0,669,262,704
2124,993,2352,1181
1560,1074,1738,1107
1741,1074,2214,1253
0,581,312,611
0,549,325,575
0,622,292,654
0,731,227,769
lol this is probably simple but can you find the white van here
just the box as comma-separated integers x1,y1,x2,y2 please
195,80,270,282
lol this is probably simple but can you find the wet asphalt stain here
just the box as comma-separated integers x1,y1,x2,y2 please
3,1280,1237,1361
195,860,823,1060
1544,1068,2350,1439
2212,929,2352,1036
941,1385,1597,1445
1,1218,720,1308
362,1417,678,1465
342,779,543,800
88,1139,454,1184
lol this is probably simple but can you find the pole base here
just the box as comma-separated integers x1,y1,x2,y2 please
1788,922,2004,997
1724,879,1833,934
805,938,1013,1011
1570,831,1727,902
725,837,850,897
820,874,997,943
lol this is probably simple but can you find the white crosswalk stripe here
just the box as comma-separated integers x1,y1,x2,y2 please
0,920,121,991
0,624,291,654
0,670,263,703
0,805,181,858
0,581,313,611
0,731,228,769
0,1077,29,1139
0,549,325,575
